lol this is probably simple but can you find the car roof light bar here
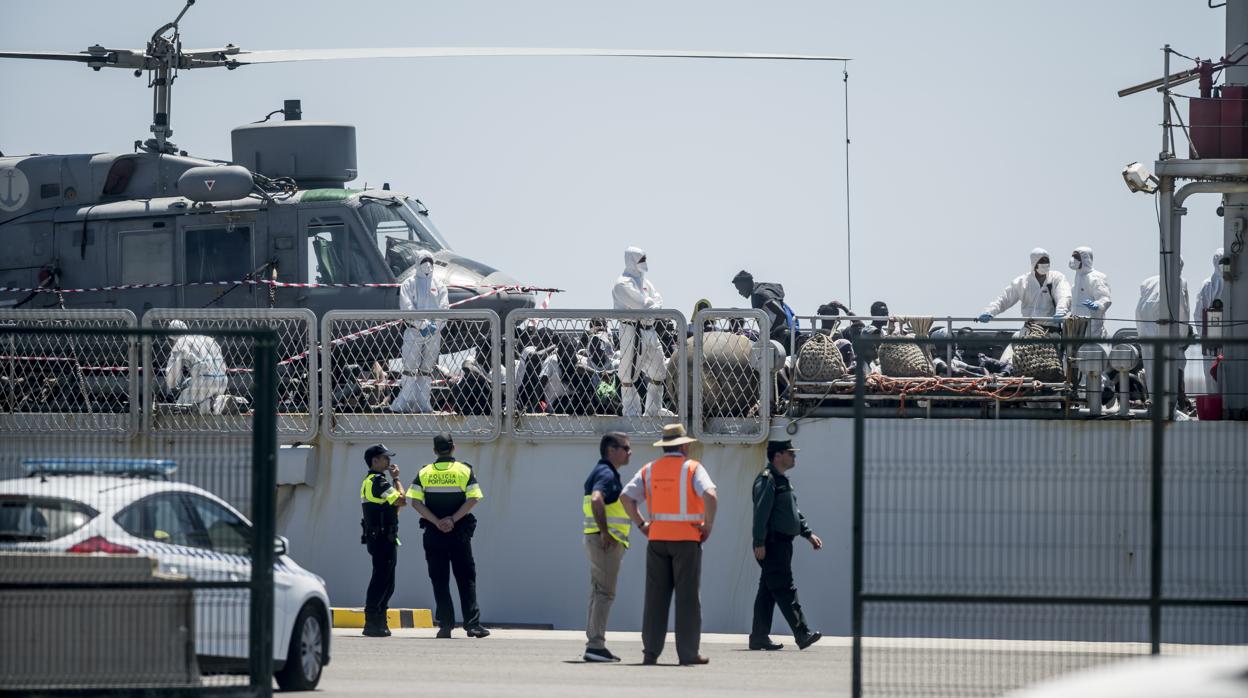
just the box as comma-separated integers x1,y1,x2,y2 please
22,458,178,479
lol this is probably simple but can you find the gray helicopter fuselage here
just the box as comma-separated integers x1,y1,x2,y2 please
0,149,533,319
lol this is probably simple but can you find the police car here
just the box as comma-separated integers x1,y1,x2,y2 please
0,459,330,691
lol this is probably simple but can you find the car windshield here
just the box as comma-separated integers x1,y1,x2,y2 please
0,495,98,542
358,198,452,277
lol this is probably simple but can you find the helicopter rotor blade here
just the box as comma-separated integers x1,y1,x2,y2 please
230,46,850,65
0,50,99,63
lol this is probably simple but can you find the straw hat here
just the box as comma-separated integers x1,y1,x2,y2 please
652,423,698,447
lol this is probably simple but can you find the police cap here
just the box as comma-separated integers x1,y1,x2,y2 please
364,444,396,466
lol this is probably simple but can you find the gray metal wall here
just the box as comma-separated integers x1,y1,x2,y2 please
274,419,1246,638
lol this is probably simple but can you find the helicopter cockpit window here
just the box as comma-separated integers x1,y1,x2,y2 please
358,199,448,277
305,218,367,284
185,227,253,283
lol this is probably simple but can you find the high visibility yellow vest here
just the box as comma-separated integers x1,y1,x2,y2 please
583,495,631,548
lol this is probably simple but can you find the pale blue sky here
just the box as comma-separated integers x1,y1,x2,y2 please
0,1,1228,329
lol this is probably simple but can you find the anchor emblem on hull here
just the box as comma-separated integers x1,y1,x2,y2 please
0,167,30,212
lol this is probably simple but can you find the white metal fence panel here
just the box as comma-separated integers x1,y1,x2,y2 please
504,309,688,440
0,310,139,436
142,309,317,440
692,309,772,444
321,310,501,441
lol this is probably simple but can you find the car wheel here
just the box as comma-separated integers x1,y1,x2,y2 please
275,603,324,691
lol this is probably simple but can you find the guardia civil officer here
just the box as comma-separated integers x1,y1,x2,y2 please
360,444,406,637
407,433,490,638
749,439,822,651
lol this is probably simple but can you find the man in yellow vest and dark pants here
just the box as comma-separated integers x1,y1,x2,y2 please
360,444,406,637
406,433,490,639
582,432,633,662
621,424,718,666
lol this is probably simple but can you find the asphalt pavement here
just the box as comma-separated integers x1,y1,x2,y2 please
317,628,848,697
313,628,1152,697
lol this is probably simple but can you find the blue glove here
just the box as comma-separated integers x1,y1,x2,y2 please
1053,313,1068,323
419,322,438,338
977,313,993,323
1082,299,1100,311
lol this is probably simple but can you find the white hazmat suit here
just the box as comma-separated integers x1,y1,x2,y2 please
1069,246,1113,339
1135,262,1190,396
981,248,1073,327
390,255,450,413
612,247,668,417
1194,248,1225,393
164,319,228,415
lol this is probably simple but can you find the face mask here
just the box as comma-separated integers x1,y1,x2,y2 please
1068,257,1081,270
417,261,434,278
637,261,649,272
1035,264,1050,275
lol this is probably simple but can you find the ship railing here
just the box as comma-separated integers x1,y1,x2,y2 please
142,309,318,440
691,309,774,444
504,309,688,440
0,309,140,437
321,309,501,441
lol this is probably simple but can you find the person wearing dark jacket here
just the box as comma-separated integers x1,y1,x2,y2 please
733,270,795,350
750,439,822,651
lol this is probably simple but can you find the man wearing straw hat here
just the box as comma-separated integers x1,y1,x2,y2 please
621,424,718,666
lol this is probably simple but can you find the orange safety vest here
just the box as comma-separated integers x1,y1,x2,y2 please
642,454,705,542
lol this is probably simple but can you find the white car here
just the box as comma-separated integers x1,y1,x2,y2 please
0,459,330,691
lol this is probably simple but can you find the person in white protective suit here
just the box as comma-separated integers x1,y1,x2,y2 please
611,247,670,417
1193,248,1225,394
1135,258,1190,398
390,253,450,413
978,248,1073,328
164,319,228,415
1068,246,1113,339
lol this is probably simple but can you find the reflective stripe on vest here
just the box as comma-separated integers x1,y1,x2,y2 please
643,456,704,542
582,494,631,547
360,473,399,505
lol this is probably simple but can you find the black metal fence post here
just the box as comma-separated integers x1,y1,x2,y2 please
1149,344,1166,655
249,331,278,695
851,355,866,698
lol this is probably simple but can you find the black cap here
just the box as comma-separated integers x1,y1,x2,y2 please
364,444,395,466
767,439,800,458
433,433,455,453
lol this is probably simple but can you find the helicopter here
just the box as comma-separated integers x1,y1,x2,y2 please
0,0,846,321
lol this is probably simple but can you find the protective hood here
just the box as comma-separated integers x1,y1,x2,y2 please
1071,246,1095,273
416,252,435,279
623,247,647,278
1029,247,1050,270
1205,247,1225,308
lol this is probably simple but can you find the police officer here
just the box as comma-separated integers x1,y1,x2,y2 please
749,439,822,651
360,444,406,637
406,433,490,639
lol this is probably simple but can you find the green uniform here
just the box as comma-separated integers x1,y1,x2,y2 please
750,464,814,643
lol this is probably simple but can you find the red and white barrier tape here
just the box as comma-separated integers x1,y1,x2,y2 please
0,279,561,295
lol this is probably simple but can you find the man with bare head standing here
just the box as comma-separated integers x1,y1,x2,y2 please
581,432,633,662
621,424,718,666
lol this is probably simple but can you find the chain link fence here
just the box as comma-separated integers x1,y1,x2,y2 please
505,310,687,439
850,335,1248,698
0,324,280,695
0,309,139,436
322,310,501,441
691,309,772,443
141,309,317,440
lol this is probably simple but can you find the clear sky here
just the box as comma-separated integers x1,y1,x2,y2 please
0,1,1229,330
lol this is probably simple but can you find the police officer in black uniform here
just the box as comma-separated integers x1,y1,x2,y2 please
360,444,406,637
749,439,823,651
407,433,490,639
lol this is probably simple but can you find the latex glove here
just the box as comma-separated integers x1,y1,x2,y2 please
1053,313,1068,323
1082,299,1101,311
419,321,438,338
977,313,993,323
